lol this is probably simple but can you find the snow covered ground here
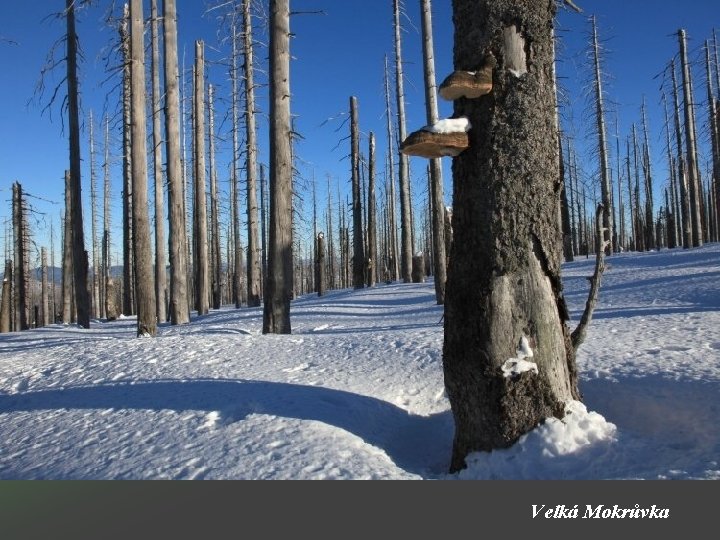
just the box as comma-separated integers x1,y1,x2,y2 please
0,244,718,480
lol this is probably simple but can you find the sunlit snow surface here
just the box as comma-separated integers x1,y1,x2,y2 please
1,244,719,479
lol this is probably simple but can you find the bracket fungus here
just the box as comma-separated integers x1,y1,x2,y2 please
400,117,471,159
439,53,496,100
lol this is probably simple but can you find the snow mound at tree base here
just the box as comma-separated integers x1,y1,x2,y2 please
456,401,618,480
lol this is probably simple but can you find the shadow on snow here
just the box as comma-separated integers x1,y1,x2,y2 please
0,378,454,477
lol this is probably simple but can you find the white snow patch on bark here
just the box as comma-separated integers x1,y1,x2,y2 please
501,336,537,377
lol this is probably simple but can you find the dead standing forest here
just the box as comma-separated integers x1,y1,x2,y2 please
1,0,719,470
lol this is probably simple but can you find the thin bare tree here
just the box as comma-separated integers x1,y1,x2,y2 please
193,40,209,316
420,0,447,302
244,0,263,308
679,29,704,247
393,0,413,282
151,0,167,322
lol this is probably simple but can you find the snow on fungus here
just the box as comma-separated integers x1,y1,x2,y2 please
423,117,472,134
501,336,538,378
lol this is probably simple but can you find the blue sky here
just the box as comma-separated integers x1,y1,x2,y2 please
0,1,718,265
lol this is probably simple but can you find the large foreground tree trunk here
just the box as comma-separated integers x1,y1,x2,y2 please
163,0,190,325
66,0,90,328
263,0,293,334
443,0,579,473
151,0,167,323
130,0,157,337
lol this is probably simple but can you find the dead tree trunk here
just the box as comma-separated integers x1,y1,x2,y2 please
121,4,135,316
679,29,704,247
263,0,293,334
230,22,242,308
350,96,365,289
443,0,579,472
40,247,49,327
420,0,447,303
102,115,111,318
0,261,11,333
66,0,90,328
89,110,99,318
163,0,190,325
12,183,28,331
590,16,614,255
367,133,378,287
151,0,167,323
208,84,221,310
243,0,263,308
315,233,326,296
393,0,414,282
671,59,692,249
130,0,157,336
193,40,209,316
641,100,656,250
559,135,574,262
260,163,268,284
614,117,625,251
62,170,74,323
662,93,679,249
383,56,400,283
706,41,720,241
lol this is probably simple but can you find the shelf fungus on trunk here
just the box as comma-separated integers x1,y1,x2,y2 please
400,117,471,159
439,53,496,100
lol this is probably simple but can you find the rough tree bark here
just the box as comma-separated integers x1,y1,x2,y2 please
443,0,579,472
163,0,190,325
263,0,293,334
130,0,157,336
66,0,90,328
